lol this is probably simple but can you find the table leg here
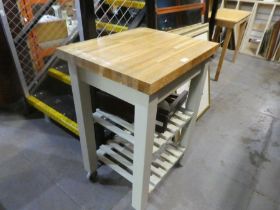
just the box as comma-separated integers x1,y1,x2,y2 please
232,21,247,63
68,60,98,179
132,97,158,210
214,28,232,81
180,63,208,147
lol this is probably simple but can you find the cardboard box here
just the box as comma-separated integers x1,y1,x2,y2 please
34,19,68,43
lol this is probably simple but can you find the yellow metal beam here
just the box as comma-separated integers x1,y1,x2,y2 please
104,0,145,9
48,68,71,85
27,96,79,136
95,20,128,33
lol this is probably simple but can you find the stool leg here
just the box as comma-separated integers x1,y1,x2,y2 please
212,25,221,42
232,21,247,63
132,97,157,210
214,28,232,81
68,60,98,178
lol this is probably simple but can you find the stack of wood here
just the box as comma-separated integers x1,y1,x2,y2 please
259,20,280,62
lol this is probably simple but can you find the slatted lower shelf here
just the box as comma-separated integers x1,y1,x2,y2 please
97,139,185,193
94,108,191,192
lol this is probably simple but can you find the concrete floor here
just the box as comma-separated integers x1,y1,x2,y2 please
0,51,280,210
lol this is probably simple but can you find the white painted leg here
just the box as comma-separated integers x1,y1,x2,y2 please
132,97,158,210
180,62,208,147
44,115,51,123
68,60,98,176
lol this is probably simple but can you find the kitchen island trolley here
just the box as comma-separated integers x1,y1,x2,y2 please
57,28,218,210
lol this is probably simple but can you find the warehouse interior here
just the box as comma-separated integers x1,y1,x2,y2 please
0,0,280,210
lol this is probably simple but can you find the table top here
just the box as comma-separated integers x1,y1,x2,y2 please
214,9,251,28
57,28,218,95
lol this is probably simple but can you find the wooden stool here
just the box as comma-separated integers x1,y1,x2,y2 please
212,8,250,81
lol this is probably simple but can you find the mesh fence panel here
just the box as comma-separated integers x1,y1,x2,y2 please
2,0,145,89
2,0,78,87
94,0,145,37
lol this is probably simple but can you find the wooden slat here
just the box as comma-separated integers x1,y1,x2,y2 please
107,141,133,159
151,165,166,177
100,145,133,170
175,110,193,121
160,130,174,141
114,136,135,151
170,116,186,128
165,145,183,158
97,109,134,133
154,137,166,147
161,152,177,164
98,137,185,194
93,112,134,144
154,158,173,171
150,174,161,186
167,123,179,133
97,150,133,182
153,145,160,154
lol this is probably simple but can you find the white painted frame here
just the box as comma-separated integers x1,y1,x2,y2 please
67,58,210,210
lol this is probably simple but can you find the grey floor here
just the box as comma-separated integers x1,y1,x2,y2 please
0,51,280,210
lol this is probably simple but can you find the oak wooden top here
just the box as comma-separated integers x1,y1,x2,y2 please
57,28,219,95
214,9,251,28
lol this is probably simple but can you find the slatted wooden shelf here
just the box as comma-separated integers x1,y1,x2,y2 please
93,108,192,192
97,136,186,193
93,109,193,150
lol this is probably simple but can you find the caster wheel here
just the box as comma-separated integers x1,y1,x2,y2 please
87,171,98,182
175,156,184,168
175,161,183,168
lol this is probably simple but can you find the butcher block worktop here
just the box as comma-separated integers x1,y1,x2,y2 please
57,28,219,95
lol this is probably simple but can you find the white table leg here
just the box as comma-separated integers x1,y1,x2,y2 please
68,60,98,178
181,63,208,148
132,97,158,210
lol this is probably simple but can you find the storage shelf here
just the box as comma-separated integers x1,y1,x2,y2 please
94,108,192,192
97,136,186,193
93,108,193,148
